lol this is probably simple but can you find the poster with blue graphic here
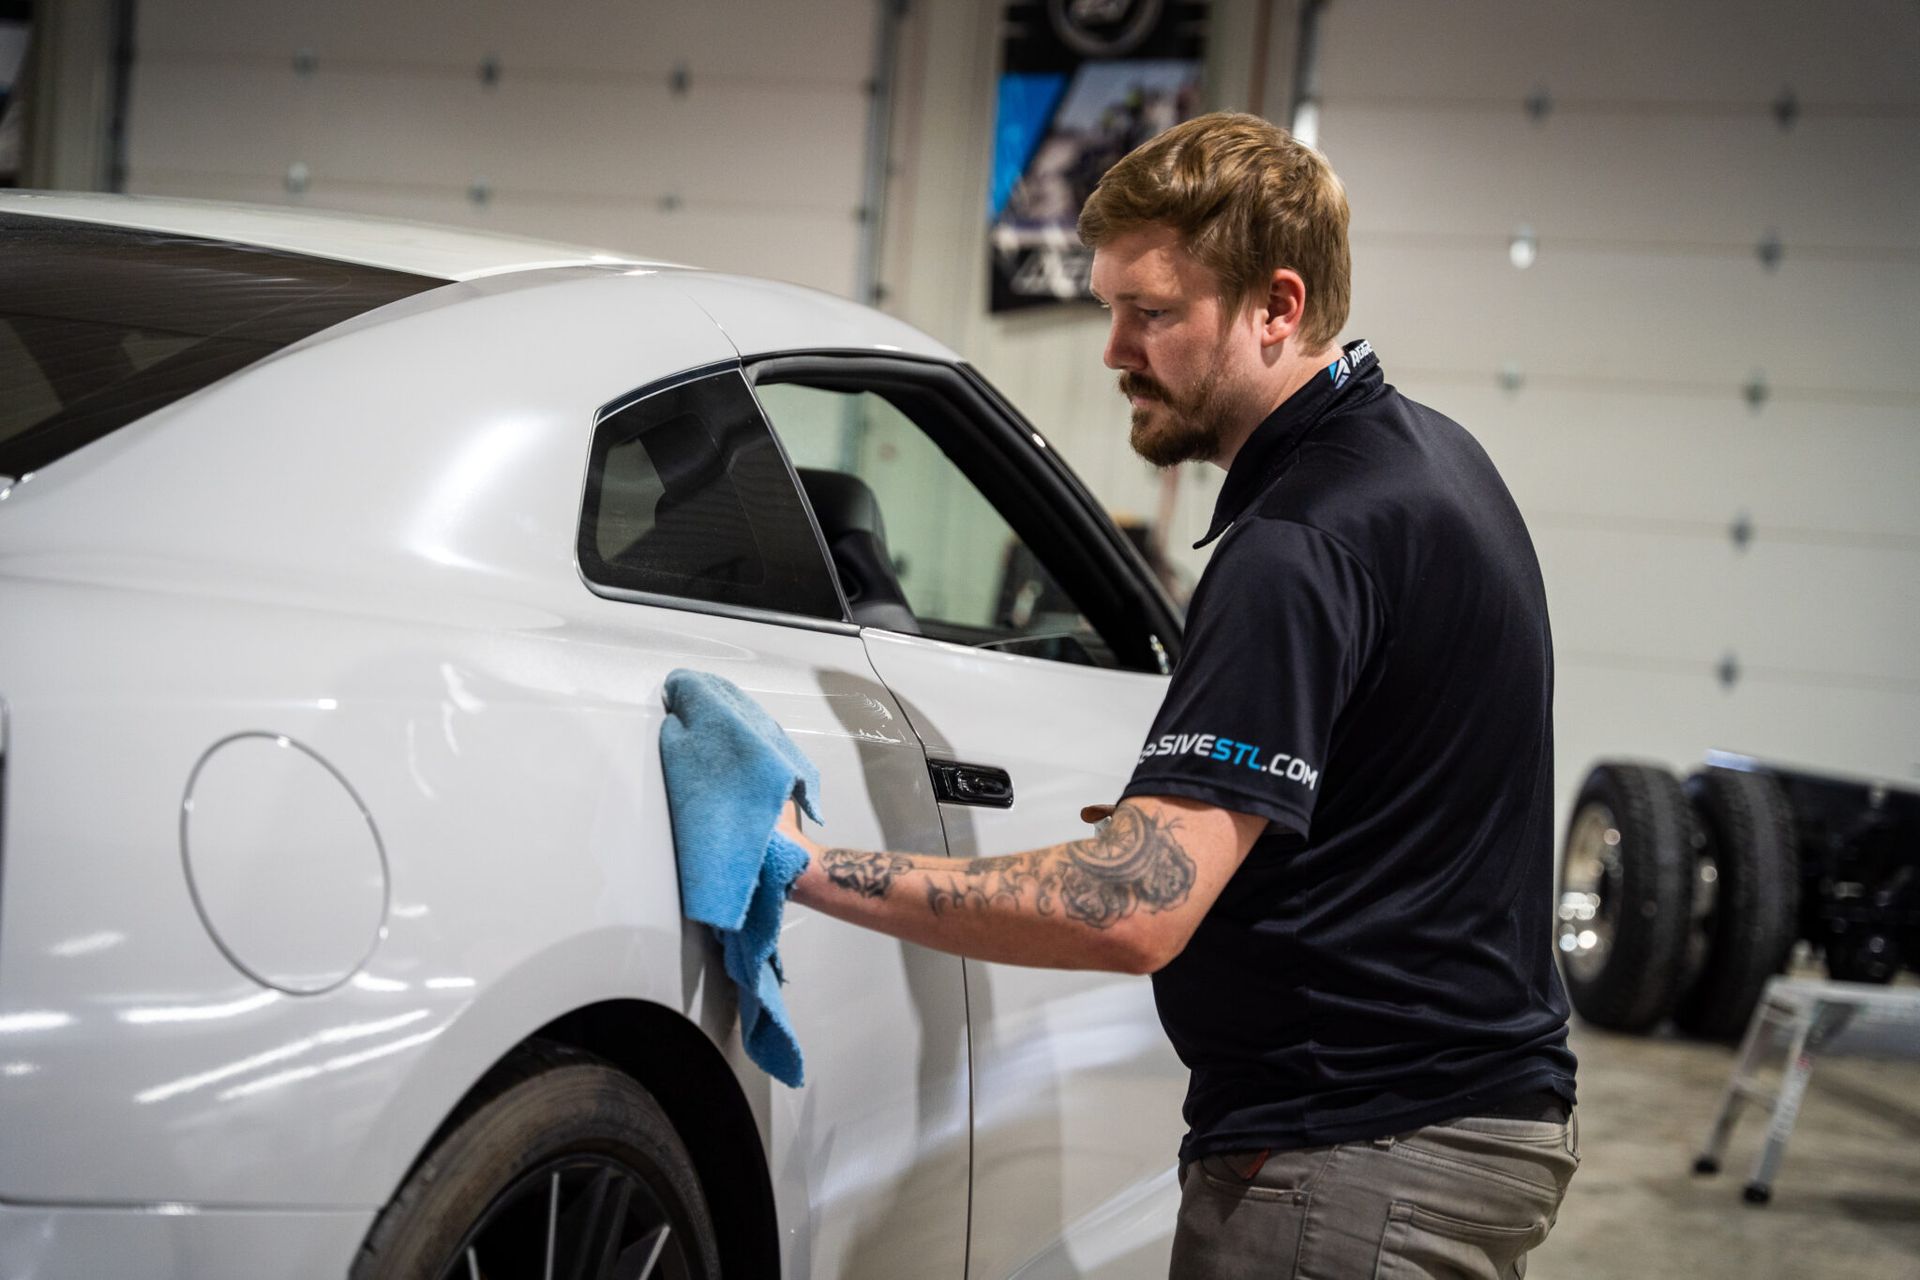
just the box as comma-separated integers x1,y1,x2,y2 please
989,0,1209,312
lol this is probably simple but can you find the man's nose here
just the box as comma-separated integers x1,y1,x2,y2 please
1103,320,1141,371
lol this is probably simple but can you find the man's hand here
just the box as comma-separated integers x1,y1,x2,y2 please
780,795,1266,974
775,798,818,857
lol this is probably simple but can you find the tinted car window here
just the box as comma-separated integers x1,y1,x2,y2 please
579,370,843,621
0,213,441,477
759,381,1110,663
751,360,1178,674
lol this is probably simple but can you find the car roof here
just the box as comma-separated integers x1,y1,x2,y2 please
0,190,660,281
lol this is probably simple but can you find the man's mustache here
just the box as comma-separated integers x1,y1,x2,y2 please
1119,373,1171,402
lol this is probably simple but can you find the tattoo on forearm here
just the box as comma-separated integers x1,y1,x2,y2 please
821,848,915,899
924,805,1196,929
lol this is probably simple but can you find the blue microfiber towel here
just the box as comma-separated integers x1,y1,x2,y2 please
659,668,823,1088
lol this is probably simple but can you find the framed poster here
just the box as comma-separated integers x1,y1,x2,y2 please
989,0,1209,312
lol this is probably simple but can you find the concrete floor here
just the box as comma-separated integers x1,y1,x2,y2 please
1530,992,1920,1280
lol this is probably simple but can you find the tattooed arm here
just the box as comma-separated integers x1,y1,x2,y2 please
781,797,1266,973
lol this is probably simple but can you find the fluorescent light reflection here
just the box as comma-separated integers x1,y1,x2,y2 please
136,1010,432,1105
351,973,410,993
216,1026,443,1102
49,931,126,958
120,992,278,1025
0,1011,75,1034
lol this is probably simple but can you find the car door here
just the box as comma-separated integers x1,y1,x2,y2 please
576,364,971,1277
747,356,1191,1278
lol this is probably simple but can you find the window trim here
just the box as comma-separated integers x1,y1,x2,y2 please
573,361,855,634
744,352,1183,674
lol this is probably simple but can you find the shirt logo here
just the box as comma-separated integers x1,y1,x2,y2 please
1327,340,1374,391
1138,732,1320,791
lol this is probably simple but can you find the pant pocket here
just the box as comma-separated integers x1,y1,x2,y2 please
1171,1158,1312,1278
1372,1200,1551,1280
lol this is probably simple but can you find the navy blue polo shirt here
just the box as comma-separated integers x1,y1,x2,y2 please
1122,339,1577,1160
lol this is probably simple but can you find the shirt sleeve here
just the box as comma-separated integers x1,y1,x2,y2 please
1121,519,1385,836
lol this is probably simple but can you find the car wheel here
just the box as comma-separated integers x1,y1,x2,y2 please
352,1042,721,1280
1673,767,1801,1039
1556,762,1697,1031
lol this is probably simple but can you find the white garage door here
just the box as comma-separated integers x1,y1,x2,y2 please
123,0,878,296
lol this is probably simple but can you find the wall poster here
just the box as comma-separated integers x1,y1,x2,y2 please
989,0,1209,313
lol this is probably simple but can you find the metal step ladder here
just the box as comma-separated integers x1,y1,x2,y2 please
1693,975,1920,1204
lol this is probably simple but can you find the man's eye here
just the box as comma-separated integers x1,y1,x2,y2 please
1139,308,1166,320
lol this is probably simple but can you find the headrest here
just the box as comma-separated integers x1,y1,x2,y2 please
796,468,887,543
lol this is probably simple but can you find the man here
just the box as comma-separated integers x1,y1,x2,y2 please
779,111,1577,1277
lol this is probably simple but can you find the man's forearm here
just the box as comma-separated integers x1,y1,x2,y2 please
790,804,1200,973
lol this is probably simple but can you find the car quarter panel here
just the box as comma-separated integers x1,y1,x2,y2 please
0,270,969,1275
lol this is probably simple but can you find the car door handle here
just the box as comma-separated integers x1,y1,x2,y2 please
928,760,1014,809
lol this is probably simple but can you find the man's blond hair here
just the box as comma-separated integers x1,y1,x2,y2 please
1077,112,1351,348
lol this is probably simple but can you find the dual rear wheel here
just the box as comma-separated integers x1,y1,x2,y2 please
1557,761,1800,1037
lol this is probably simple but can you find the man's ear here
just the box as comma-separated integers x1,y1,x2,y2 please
1260,269,1308,347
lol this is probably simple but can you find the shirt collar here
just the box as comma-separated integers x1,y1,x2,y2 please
1194,337,1381,548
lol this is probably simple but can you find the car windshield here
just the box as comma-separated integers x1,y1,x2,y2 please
0,212,441,477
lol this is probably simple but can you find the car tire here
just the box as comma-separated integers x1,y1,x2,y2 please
1557,762,1697,1031
351,1041,722,1280
1826,933,1903,985
1673,767,1801,1039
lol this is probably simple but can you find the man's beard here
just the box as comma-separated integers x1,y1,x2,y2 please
1121,365,1234,467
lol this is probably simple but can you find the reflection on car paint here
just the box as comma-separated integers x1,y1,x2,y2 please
135,1010,432,1106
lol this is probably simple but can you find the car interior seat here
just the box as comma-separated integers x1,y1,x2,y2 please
795,467,920,634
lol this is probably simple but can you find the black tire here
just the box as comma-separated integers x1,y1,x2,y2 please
1674,767,1801,1039
352,1042,721,1280
1557,761,1697,1031
1826,934,1902,985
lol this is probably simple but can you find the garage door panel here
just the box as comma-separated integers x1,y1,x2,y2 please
1324,110,1919,250
477,1,874,83
1535,526,1920,688
128,64,865,222
1551,663,1920,840
128,63,482,188
135,0,874,83
471,81,868,211
1318,0,1920,106
1400,383,1920,542
126,0,872,303
126,62,314,179
1352,244,1920,396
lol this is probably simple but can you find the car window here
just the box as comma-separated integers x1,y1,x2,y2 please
578,369,844,622
755,378,1126,669
0,213,440,477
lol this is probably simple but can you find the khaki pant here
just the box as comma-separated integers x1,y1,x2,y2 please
1170,1112,1579,1279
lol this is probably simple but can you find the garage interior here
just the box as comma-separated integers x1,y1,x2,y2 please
4,0,1917,1276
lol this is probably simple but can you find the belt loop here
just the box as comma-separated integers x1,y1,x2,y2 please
1567,1109,1580,1157
1371,1133,1396,1150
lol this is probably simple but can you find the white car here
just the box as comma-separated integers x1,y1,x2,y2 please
0,193,1190,1279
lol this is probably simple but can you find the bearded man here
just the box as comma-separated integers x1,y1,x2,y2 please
781,111,1578,1278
